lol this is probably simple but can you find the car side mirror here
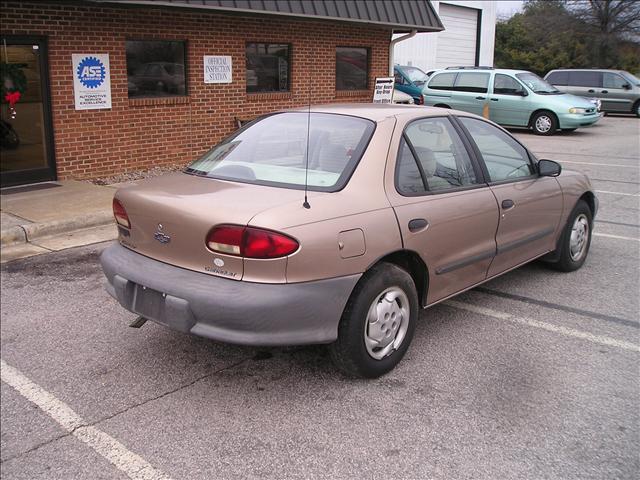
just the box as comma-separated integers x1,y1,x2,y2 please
518,90,528,97
538,159,561,177
622,83,631,90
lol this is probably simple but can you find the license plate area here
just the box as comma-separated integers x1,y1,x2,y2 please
133,284,165,320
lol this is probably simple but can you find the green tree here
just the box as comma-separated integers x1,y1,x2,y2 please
495,0,640,75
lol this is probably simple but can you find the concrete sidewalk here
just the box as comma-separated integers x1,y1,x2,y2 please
1,181,119,263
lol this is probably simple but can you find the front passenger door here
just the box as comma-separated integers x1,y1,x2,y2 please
457,117,563,277
489,74,531,127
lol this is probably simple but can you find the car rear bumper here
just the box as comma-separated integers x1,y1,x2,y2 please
558,112,601,129
100,243,360,346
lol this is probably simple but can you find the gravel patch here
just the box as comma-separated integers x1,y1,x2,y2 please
90,165,184,186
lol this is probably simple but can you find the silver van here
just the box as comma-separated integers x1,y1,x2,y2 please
545,69,640,117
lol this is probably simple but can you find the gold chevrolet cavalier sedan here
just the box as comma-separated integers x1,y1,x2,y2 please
101,104,597,378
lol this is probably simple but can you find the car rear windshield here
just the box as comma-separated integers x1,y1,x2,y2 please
185,112,375,192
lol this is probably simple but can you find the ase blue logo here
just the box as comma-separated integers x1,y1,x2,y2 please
76,56,106,89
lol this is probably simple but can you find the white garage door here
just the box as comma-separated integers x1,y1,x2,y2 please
435,4,479,69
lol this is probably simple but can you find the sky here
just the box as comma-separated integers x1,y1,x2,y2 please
495,0,525,19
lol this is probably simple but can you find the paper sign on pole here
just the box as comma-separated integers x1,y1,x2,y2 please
204,56,232,84
373,77,395,104
72,54,112,110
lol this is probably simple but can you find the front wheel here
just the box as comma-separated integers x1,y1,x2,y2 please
548,200,593,272
531,111,558,135
329,263,418,378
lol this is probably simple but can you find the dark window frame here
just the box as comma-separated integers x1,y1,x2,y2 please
125,38,189,98
245,42,292,93
335,46,370,91
492,73,527,96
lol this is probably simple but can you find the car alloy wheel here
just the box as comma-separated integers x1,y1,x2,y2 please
363,287,410,360
535,115,552,133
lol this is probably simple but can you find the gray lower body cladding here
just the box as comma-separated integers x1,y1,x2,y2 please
100,243,360,346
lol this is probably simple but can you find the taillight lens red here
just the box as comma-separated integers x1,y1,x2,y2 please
206,225,299,259
416,95,424,105
112,198,130,229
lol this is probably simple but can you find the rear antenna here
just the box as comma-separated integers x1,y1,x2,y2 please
302,45,312,210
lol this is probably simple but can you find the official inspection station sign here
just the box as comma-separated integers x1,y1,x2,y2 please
204,56,232,84
373,77,394,104
72,54,112,110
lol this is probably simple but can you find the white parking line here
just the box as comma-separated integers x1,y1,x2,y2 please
445,301,640,353
595,190,640,197
594,232,640,242
559,160,639,168
0,359,172,480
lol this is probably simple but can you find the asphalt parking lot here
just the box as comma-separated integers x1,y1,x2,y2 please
1,115,639,480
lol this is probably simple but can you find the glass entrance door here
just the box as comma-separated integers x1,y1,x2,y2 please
1,37,55,187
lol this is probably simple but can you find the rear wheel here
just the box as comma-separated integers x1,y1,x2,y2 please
531,111,558,135
548,200,593,272
329,263,418,378
634,101,640,118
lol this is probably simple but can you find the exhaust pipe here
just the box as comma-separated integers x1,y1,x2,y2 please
129,316,147,328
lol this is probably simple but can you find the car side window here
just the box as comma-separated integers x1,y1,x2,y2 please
458,117,535,182
568,71,602,88
493,74,525,95
428,72,457,91
546,71,568,86
603,73,627,89
454,72,490,93
396,117,479,195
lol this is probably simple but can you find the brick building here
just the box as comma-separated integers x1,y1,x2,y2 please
0,0,442,187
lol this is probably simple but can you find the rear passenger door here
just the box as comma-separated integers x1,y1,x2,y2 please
387,115,499,305
451,72,490,116
567,71,602,99
456,116,563,277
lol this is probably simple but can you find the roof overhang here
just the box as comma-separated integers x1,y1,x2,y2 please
86,0,444,33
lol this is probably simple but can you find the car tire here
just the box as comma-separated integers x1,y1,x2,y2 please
564,128,577,132
329,262,419,378
434,104,451,109
634,101,640,118
531,111,558,135
548,200,593,272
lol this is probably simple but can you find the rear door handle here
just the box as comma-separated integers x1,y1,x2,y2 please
408,218,429,232
501,199,515,210
475,96,486,100
490,98,499,101
588,89,595,93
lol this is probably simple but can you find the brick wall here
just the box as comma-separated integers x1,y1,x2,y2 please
0,1,391,179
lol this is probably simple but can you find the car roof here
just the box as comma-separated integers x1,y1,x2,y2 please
431,68,530,75
547,68,627,74
287,103,455,122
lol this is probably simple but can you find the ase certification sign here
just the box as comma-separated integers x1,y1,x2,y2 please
204,56,232,84
373,77,395,104
72,54,112,110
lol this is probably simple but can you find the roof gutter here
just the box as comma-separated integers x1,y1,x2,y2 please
389,30,417,76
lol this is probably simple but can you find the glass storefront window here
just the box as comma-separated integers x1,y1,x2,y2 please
126,40,187,97
245,43,290,93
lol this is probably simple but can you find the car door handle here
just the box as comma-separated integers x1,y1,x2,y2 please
588,89,595,93
408,218,429,232
475,96,486,100
601,90,608,94
490,98,499,101
501,199,515,210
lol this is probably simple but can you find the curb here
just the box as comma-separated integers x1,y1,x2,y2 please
1,211,114,248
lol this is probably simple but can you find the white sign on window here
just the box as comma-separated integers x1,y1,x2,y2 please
373,77,395,104
72,54,112,110
204,56,232,84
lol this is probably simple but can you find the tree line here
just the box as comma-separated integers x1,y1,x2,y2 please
495,0,640,76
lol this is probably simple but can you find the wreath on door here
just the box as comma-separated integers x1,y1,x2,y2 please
1,62,27,118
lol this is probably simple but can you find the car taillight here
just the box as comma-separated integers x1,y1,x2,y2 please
416,95,424,105
112,198,130,229
206,225,299,259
